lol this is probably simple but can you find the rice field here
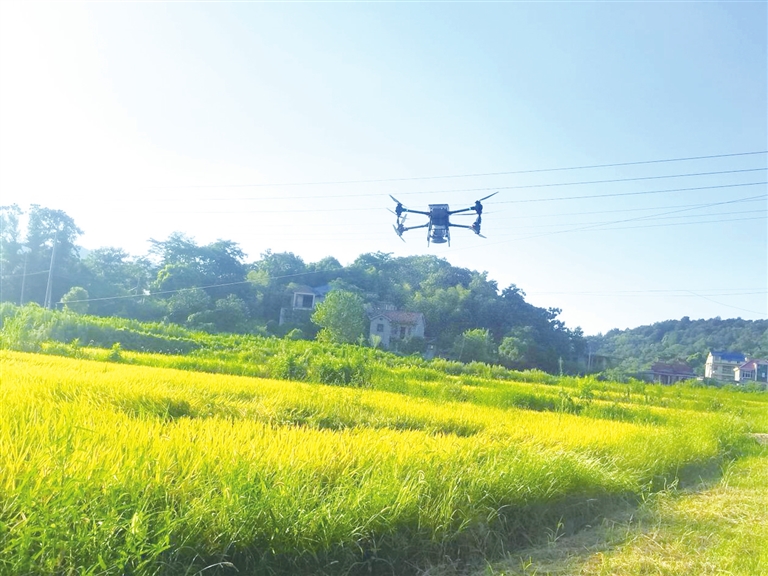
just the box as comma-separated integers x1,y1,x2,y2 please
0,350,762,575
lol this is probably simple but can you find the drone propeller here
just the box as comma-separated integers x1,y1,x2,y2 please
389,195,408,218
471,215,485,237
393,224,406,241
473,192,498,215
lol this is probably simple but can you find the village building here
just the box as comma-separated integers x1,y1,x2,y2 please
704,350,746,382
278,284,332,325
643,362,696,385
734,359,768,384
368,309,425,350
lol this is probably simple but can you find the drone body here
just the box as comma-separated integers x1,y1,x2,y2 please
390,193,497,246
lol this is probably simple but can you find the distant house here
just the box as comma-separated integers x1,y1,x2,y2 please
704,350,746,382
734,359,768,384
279,284,332,325
368,309,425,349
644,362,696,385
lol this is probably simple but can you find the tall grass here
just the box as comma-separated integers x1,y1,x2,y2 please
1,351,759,575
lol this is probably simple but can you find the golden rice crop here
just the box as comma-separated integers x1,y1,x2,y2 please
0,351,747,575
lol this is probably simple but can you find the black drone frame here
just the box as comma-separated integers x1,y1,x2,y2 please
390,192,497,246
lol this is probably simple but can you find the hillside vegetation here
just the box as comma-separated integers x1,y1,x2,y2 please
589,317,768,377
1,205,584,372
3,206,764,377
2,310,767,575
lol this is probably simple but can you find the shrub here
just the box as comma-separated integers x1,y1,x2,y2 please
307,355,370,387
267,350,310,381
60,287,90,314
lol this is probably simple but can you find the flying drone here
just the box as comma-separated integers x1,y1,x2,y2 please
390,192,497,246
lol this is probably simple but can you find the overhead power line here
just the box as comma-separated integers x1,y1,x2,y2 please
530,288,768,296
54,268,343,305
150,212,765,243
150,150,767,189
489,195,767,220
451,193,768,252
138,181,767,214
0,269,50,279
481,208,767,234
192,168,768,202
530,288,767,317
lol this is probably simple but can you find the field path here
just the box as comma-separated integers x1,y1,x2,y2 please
468,442,768,576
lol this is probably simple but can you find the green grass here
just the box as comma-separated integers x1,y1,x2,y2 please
477,440,768,576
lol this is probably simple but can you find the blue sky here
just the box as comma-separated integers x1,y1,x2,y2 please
1,2,765,334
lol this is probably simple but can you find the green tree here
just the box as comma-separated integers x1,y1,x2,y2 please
166,288,211,325
311,290,367,344
82,248,156,317
0,205,23,301
61,287,89,314
187,295,248,333
248,250,309,322
21,205,84,306
499,327,538,369
453,328,496,363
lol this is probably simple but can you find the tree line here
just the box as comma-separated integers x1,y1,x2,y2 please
588,316,768,377
0,204,589,372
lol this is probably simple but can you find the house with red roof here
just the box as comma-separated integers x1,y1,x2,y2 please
734,359,768,384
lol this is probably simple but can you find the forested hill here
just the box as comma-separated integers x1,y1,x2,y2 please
588,317,768,376
0,205,585,373
4,205,766,377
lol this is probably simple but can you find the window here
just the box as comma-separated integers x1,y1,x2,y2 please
741,371,755,380
295,294,314,309
399,326,407,338
376,323,384,333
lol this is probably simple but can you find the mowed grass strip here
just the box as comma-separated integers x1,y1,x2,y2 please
0,351,747,575
479,445,768,576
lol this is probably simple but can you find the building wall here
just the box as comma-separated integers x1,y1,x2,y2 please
370,316,392,348
369,315,425,349
705,353,741,381
735,362,768,383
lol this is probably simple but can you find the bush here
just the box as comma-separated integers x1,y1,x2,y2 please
0,304,199,354
307,356,370,387
397,336,426,355
267,350,310,381
61,287,89,314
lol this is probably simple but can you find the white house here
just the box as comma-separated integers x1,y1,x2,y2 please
704,350,746,382
369,310,425,349
734,359,768,384
279,284,332,325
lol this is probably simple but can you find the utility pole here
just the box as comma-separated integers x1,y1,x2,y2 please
19,246,30,305
44,230,58,309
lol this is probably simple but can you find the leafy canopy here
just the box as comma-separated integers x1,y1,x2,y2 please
311,290,367,344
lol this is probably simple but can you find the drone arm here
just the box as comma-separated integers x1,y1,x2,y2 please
448,206,476,215
401,208,431,217
401,223,429,232
450,215,485,237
